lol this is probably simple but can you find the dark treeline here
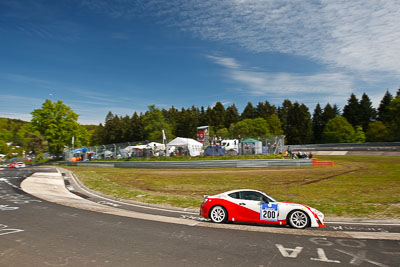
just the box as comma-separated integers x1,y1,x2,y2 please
90,90,400,145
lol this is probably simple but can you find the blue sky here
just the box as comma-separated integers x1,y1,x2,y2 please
1,0,399,125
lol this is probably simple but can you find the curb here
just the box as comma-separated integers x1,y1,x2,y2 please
58,167,200,214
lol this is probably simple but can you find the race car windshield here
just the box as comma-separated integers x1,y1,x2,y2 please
238,191,276,202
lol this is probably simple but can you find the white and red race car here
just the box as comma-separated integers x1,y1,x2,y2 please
10,162,26,168
200,189,325,229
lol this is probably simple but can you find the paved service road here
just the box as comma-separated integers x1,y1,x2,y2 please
1,167,399,267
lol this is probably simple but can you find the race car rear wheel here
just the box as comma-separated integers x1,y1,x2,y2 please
210,206,228,223
288,210,309,229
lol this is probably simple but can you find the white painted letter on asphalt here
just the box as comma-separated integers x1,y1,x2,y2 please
311,248,340,263
276,244,303,258
336,249,388,267
0,224,24,236
309,237,334,246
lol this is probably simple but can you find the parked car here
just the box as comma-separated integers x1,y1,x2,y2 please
200,189,325,229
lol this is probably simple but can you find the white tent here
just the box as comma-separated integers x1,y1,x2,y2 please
124,145,147,154
167,137,203,157
147,142,166,151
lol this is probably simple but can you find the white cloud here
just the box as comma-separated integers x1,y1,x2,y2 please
83,0,400,88
0,95,44,121
206,55,241,69
233,71,353,95
207,55,355,107
109,0,399,77
0,73,53,87
0,112,32,122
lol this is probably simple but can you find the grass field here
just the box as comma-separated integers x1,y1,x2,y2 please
62,155,400,218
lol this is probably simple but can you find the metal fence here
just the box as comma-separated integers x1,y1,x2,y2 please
64,136,286,161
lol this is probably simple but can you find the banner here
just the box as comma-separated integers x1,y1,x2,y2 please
197,126,209,145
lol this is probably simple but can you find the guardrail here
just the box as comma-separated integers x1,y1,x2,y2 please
59,159,313,169
286,142,400,151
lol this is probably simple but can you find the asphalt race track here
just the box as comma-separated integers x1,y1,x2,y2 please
1,167,399,267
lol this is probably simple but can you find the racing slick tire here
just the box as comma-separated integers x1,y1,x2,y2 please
209,205,228,223
288,210,309,229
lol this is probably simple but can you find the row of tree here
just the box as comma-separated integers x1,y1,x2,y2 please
91,90,400,146
1,90,399,158
0,100,89,158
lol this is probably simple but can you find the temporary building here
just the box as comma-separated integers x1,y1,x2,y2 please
167,137,203,157
147,142,166,151
241,138,263,155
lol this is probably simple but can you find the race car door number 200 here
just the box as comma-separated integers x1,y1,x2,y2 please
260,203,278,221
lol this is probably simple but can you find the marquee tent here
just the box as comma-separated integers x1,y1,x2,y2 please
147,142,166,151
167,137,203,157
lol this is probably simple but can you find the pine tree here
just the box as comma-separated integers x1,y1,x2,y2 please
332,104,341,116
256,100,276,120
278,99,293,137
377,90,393,125
286,102,312,144
241,102,256,119
205,106,213,127
343,93,361,128
322,103,337,125
359,93,376,132
163,106,179,136
105,111,115,123
198,106,209,126
225,104,240,128
312,103,324,143
175,108,192,137
212,101,226,131
103,115,122,144
130,112,144,141
120,115,132,142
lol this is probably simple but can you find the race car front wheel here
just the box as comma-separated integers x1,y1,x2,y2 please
210,206,228,223
288,210,309,229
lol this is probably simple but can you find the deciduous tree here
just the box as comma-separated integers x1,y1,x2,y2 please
387,93,400,141
31,99,87,157
142,105,173,141
322,116,356,143
366,121,390,142
229,118,270,139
